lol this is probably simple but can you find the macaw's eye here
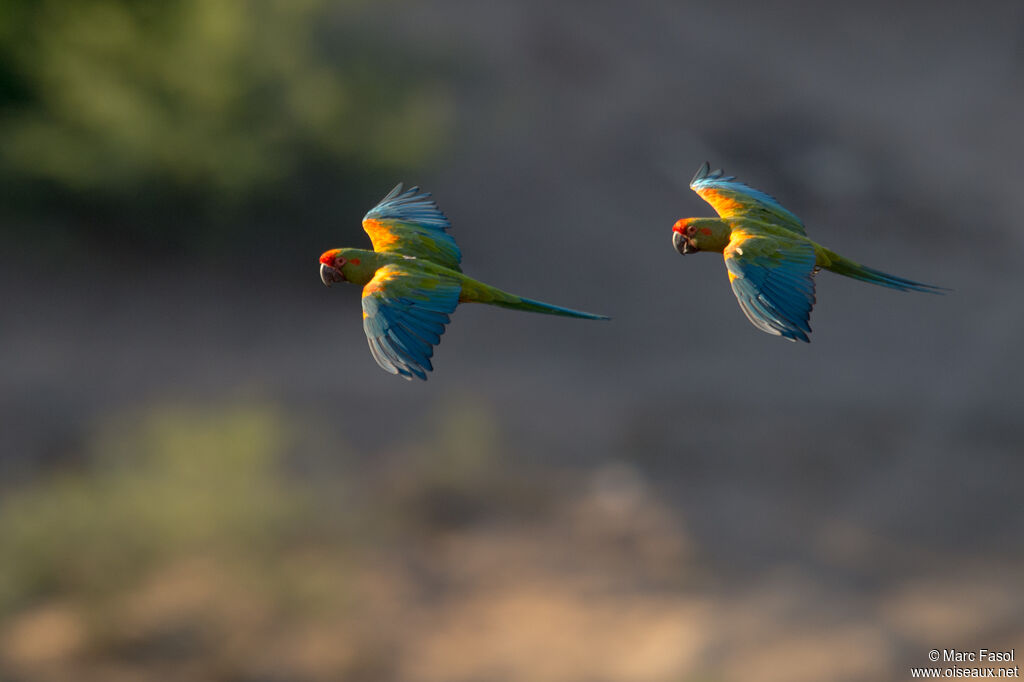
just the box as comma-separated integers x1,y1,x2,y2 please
686,225,697,236
335,256,347,267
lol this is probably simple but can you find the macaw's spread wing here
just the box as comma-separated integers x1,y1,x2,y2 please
724,231,817,342
361,264,462,380
363,184,462,271
690,163,806,236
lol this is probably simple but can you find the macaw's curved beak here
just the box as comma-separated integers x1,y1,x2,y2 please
320,263,345,287
672,230,697,255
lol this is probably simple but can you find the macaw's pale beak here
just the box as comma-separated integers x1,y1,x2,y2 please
672,230,697,255
320,263,345,287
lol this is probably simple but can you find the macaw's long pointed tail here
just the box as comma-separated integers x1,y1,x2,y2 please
820,250,948,294
493,295,610,320
459,278,609,319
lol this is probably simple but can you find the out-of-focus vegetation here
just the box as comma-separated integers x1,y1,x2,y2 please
0,405,305,615
0,400,717,681
2,404,1022,682
0,401,566,680
0,0,451,255
0,400,517,617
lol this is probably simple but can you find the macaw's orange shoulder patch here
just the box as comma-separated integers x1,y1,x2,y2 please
729,229,755,244
362,267,401,297
725,229,757,258
695,188,746,217
363,219,403,251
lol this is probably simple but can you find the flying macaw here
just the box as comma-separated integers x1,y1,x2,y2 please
672,163,946,342
320,184,608,379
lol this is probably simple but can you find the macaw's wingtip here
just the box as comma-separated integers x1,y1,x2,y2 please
393,367,428,381
381,182,406,202
782,330,811,343
691,161,711,185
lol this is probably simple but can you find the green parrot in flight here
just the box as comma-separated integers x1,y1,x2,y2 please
672,163,946,342
320,184,608,380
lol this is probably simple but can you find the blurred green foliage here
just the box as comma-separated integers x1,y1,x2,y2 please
0,404,305,613
0,0,451,255
0,399,516,678
0,399,513,619
0,400,722,682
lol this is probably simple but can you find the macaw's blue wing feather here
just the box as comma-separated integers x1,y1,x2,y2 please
690,162,806,236
361,264,462,380
723,231,817,342
363,184,463,271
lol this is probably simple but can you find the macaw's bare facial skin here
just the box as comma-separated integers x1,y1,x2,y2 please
319,250,345,286
319,263,345,286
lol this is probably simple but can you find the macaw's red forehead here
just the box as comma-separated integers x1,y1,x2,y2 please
319,250,361,266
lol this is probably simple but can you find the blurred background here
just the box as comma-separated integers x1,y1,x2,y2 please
2,0,1022,680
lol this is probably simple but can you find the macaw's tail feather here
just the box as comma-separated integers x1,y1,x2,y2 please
458,277,609,319
822,252,948,294
494,296,610,320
